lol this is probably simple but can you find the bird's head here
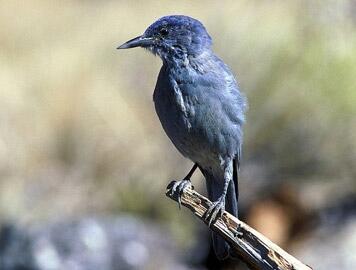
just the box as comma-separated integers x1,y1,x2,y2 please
118,15,212,62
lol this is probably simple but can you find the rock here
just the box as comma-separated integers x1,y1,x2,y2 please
0,216,197,270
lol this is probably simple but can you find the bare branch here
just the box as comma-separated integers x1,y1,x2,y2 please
166,181,312,270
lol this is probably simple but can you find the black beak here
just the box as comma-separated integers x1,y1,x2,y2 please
117,35,154,49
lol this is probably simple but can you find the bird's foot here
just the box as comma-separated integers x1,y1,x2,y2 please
204,197,225,227
170,179,192,209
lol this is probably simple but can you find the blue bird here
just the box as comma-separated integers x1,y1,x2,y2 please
118,15,247,260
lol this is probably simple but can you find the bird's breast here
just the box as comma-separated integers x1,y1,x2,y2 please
153,77,201,158
153,64,244,165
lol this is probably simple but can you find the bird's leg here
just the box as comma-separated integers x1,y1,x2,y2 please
171,163,198,208
233,157,239,218
204,161,233,226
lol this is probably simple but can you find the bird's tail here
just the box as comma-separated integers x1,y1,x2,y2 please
203,169,238,260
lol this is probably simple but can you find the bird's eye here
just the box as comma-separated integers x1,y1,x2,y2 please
159,28,169,36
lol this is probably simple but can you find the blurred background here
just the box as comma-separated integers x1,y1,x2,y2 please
0,0,355,269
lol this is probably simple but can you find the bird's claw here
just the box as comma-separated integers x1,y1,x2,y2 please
170,179,192,209
204,197,225,226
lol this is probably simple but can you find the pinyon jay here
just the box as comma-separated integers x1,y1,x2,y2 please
118,15,247,260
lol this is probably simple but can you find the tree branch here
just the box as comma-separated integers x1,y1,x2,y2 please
166,181,312,270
